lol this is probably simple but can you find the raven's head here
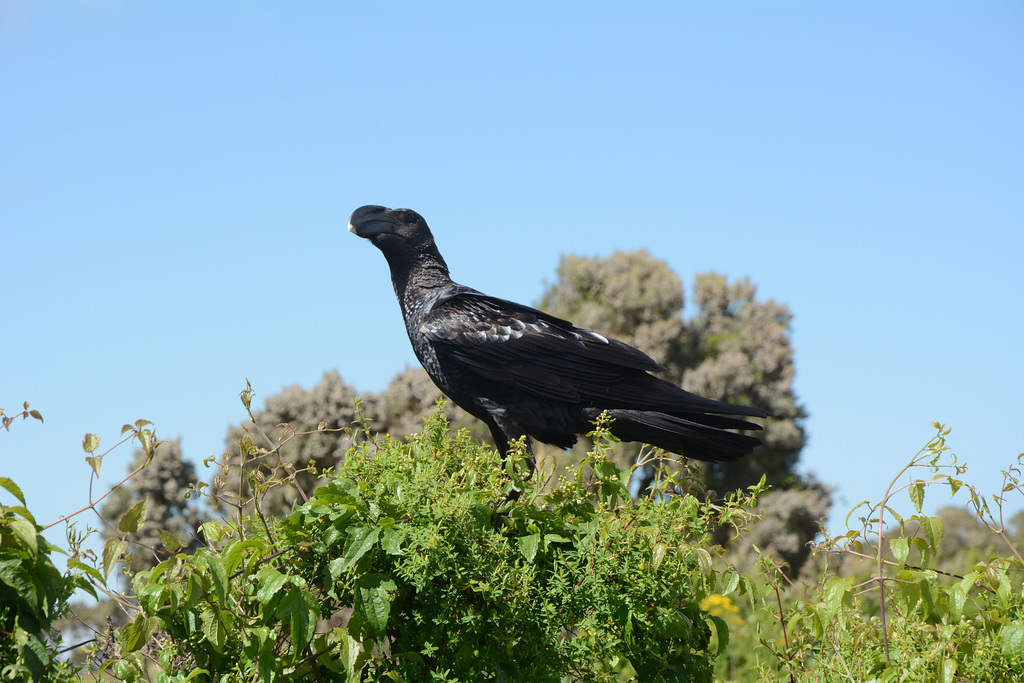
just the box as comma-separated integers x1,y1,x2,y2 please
348,205,445,278
348,205,433,245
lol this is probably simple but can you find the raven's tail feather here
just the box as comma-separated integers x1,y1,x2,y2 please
605,409,764,462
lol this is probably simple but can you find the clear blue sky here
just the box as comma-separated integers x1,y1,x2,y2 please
3,3,1022,546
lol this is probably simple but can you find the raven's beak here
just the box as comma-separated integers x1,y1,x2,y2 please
349,205,399,237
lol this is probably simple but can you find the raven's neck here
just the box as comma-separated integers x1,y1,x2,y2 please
384,247,452,319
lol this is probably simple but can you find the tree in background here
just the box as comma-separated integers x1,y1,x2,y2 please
217,370,360,519
537,250,689,369
726,478,833,578
679,272,806,494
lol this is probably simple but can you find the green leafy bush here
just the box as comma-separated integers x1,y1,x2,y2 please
8,393,1023,683
715,424,1024,682
0,405,87,683
128,407,762,682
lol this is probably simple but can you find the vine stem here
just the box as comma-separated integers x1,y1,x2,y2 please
773,578,796,683
46,432,147,529
872,439,931,663
875,503,891,663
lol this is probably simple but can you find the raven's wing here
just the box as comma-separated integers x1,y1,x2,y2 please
418,291,666,403
417,291,759,423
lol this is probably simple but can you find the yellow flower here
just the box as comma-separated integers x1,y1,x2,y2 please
700,593,744,627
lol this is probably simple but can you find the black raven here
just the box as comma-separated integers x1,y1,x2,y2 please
348,205,767,472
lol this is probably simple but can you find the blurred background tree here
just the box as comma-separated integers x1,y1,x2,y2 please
216,370,360,519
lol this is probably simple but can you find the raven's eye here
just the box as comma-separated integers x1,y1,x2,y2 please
403,211,417,224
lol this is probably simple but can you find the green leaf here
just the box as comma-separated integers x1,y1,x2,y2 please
695,547,713,580
201,520,227,544
3,506,36,527
102,538,128,580
174,669,210,683
68,559,105,586
816,576,853,634
0,477,26,505
13,626,47,682
135,581,166,614
204,552,229,604
0,558,37,613
358,576,395,639
200,605,226,653
997,573,1013,610
1001,622,1024,660
651,543,667,573
86,455,103,477
256,567,289,605
73,574,98,600
335,627,371,679
183,573,202,611
138,430,154,460
276,588,317,652
886,505,905,529
117,612,158,653
118,497,149,534
223,538,267,574
919,573,938,620
289,596,315,653
341,525,380,571
947,583,967,621
738,574,759,605
709,614,730,657
895,571,920,615
543,533,570,547
381,527,405,555
158,529,182,555
940,659,957,683
9,518,38,559
3,506,36,528
920,515,944,553
28,409,43,423
82,432,100,454
889,537,909,567
719,571,740,597
518,533,540,562
327,557,347,585
909,481,924,513
258,647,278,683
910,537,931,567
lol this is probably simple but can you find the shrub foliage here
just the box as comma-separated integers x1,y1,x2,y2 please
129,407,759,682
3,397,1023,682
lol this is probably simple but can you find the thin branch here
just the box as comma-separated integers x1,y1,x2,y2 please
45,433,142,529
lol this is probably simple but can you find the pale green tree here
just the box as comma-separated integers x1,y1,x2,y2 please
217,370,360,519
